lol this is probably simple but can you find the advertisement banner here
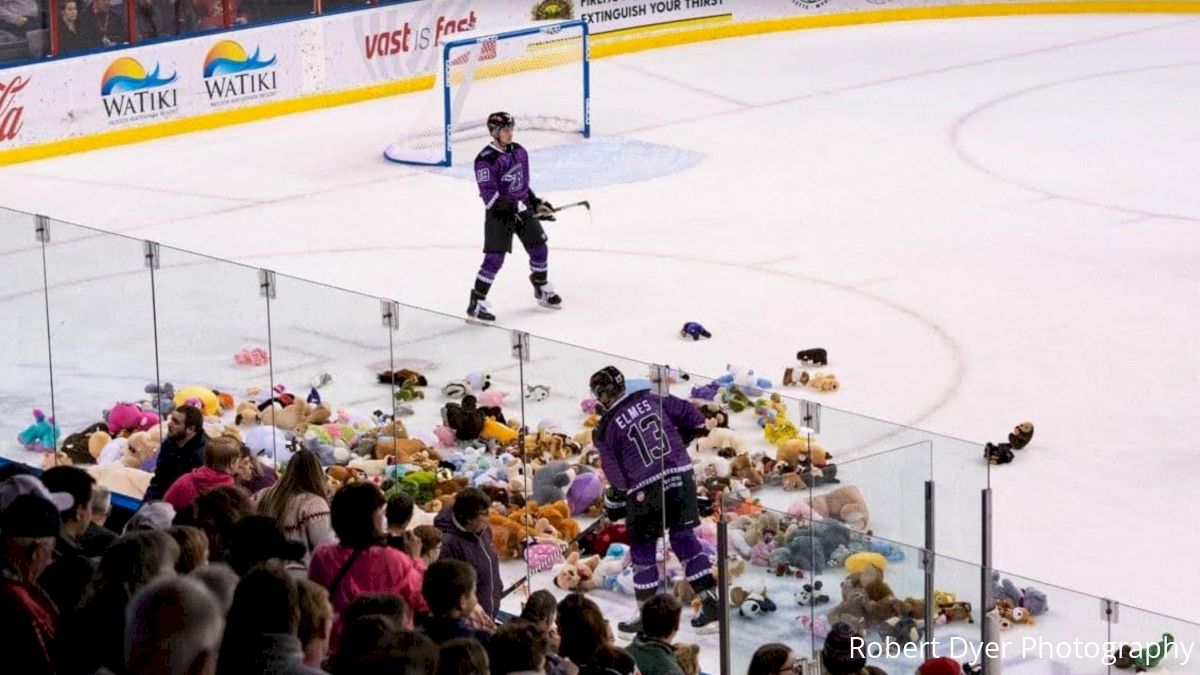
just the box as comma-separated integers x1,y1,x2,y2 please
534,0,732,34
323,0,507,88
0,68,76,149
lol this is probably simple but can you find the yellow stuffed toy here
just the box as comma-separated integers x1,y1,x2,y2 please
480,418,518,444
174,386,220,416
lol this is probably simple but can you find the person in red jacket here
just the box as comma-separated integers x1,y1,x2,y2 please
309,482,427,652
0,494,66,675
164,437,241,510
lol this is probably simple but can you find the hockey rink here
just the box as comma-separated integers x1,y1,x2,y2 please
0,10,1198,659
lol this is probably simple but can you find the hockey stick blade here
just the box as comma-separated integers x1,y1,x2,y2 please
551,200,590,213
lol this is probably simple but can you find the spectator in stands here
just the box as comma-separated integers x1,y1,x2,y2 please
298,579,334,671
341,629,439,675
748,644,797,675
0,0,42,44
58,0,88,52
488,620,550,675
39,466,97,615
418,559,491,645
309,483,428,644
342,593,410,635
385,492,414,548
253,449,333,565
820,622,886,675
521,590,572,675
236,442,278,494
80,484,117,558
439,637,490,675
136,0,196,40
194,0,226,29
0,494,64,675
146,405,207,501
167,524,209,573
164,436,241,510
175,484,253,564
81,0,127,47
216,562,326,675
625,594,685,675
333,614,403,675
55,530,180,675
225,515,306,576
436,487,501,626
557,593,639,675
190,562,238,612
413,524,442,565
126,576,224,675
125,500,177,532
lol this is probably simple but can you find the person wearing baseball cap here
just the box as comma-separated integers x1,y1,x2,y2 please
0,473,75,513
0,493,66,675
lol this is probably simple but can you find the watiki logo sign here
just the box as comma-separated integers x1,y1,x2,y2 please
100,57,179,124
203,40,278,107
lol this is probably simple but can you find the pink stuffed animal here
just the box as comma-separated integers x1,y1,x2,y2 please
477,390,508,408
580,397,599,415
750,540,776,567
789,499,818,523
432,425,458,448
798,614,831,639
106,403,160,436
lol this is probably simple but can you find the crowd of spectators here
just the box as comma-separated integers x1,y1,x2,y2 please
0,403,927,675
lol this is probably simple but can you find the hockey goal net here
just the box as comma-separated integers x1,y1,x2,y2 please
384,20,590,166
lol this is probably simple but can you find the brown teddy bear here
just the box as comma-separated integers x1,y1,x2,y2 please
673,644,700,675
373,437,432,462
730,454,764,487
827,587,869,633
809,372,840,392
811,485,869,530
843,563,894,602
125,428,163,468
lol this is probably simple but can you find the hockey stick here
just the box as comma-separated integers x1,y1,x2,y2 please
538,200,592,226
549,200,590,214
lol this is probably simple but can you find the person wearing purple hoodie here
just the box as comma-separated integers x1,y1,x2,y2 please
434,487,502,625
589,366,719,637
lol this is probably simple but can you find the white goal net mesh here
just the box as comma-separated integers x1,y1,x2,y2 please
384,21,589,166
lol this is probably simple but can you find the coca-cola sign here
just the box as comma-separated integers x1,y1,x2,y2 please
0,75,29,143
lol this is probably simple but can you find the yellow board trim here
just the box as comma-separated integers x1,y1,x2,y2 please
2,1,1198,165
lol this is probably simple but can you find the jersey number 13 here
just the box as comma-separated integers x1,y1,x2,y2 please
628,414,667,468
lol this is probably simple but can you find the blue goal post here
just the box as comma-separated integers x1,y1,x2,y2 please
384,19,591,167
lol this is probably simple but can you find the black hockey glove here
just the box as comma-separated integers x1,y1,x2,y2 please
679,425,710,446
529,193,556,222
604,486,628,522
492,196,516,219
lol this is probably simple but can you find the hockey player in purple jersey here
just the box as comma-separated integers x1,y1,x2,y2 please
589,366,722,635
466,112,562,322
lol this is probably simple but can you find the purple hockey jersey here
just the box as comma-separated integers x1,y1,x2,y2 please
593,390,706,492
475,142,532,209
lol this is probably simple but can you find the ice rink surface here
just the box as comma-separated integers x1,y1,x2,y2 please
1,13,1198,628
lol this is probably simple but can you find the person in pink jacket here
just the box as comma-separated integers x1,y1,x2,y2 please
163,437,241,511
308,482,427,651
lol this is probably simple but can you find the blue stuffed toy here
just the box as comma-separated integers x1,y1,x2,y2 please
680,322,712,340
18,409,60,452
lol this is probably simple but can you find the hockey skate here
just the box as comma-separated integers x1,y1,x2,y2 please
530,272,562,309
466,291,496,324
616,613,642,638
691,589,721,634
